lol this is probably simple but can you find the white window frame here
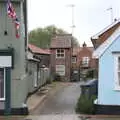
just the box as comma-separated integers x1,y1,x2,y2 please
0,68,5,101
114,54,120,90
72,56,77,63
56,49,65,58
56,65,65,76
82,57,90,66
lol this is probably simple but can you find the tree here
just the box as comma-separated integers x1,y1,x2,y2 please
29,25,79,48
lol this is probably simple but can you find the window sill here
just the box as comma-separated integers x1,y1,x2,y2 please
0,98,5,101
56,57,65,59
114,87,120,91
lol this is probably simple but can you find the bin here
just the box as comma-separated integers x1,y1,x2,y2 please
80,79,98,98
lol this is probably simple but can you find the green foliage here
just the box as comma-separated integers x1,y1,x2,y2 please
29,25,79,48
75,94,96,114
86,69,94,79
86,69,97,79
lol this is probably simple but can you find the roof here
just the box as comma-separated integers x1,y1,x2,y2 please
91,19,120,39
50,34,72,48
79,47,94,52
93,26,120,58
28,44,51,55
27,50,40,62
87,47,94,51
72,46,94,56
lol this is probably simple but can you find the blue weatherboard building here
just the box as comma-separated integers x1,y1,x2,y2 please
92,20,120,114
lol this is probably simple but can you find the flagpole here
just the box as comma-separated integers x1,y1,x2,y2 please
67,4,75,36
5,0,8,36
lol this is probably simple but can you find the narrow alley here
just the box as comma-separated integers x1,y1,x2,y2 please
31,82,81,115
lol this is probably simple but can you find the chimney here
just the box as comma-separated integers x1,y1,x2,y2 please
83,42,87,47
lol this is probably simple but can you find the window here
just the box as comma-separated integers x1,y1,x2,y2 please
0,68,5,100
56,65,65,76
114,54,120,90
72,56,77,63
56,49,65,58
82,57,90,66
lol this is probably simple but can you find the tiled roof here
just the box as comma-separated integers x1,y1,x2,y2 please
28,44,51,55
50,34,72,48
87,47,94,51
72,46,94,56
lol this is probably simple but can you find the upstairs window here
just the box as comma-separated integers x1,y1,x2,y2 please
56,49,65,58
72,56,77,63
82,57,90,66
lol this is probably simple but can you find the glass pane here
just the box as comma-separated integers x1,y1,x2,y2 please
57,54,60,57
118,72,120,86
0,68,4,98
118,57,120,71
57,49,60,53
61,54,64,57
61,49,64,53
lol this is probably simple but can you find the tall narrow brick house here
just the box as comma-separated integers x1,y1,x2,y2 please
50,34,72,81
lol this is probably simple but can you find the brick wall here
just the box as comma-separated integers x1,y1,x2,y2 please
50,48,71,81
78,47,97,69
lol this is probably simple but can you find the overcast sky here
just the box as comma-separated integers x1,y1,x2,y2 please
28,0,120,46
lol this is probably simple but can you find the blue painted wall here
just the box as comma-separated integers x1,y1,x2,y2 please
98,35,120,105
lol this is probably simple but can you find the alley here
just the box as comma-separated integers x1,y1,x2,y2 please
31,82,81,115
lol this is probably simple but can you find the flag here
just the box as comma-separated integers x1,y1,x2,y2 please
14,18,20,38
7,0,16,19
7,0,20,38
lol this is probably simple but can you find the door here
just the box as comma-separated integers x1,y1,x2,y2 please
0,68,5,109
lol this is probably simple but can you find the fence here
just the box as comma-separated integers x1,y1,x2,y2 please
27,61,50,94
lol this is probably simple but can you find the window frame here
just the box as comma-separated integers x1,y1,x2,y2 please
72,56,77,63
56,49,65,58
0,68,5,101
56,65,65,76
82,57,90,66
114,54,120,90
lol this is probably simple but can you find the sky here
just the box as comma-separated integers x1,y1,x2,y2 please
28,0,120,46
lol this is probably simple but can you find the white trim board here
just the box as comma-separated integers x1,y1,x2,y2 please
91,19,120,39
93,26,120,59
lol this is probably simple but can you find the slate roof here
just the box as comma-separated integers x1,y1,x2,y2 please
28,44,51,55
50,34,72,48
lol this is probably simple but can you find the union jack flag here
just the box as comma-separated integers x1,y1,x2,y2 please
7,0,20,38
14,18,20,38
7,0,16,19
